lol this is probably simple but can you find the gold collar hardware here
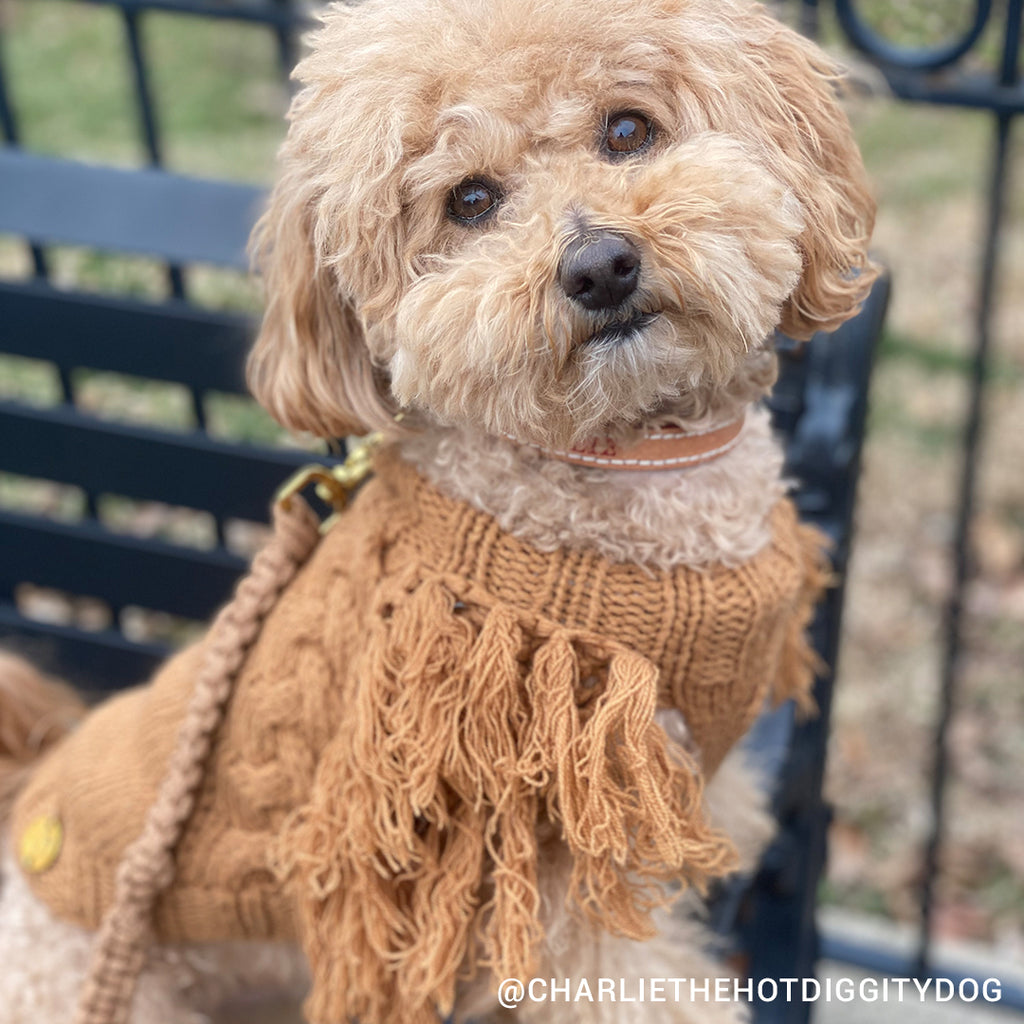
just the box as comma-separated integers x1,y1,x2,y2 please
276,432,383,532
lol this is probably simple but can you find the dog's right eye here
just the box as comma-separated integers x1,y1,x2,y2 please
447,179,500,224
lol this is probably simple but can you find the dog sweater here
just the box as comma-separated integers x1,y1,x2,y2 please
13,448,828,1024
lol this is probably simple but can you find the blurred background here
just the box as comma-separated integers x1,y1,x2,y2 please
0,0,1022,1010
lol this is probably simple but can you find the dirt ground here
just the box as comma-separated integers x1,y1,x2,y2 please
822,95,1024,960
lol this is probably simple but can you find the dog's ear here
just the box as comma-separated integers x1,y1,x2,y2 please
740,16,877,341
247,169,396,439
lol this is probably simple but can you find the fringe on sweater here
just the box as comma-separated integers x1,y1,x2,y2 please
273,511,828,1024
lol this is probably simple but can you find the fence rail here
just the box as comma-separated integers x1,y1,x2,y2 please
0,0,313,686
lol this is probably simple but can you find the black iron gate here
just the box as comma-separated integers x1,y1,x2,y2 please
804,0,1023,1007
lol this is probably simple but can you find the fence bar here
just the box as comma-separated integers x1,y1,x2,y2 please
835,0,994,73
916,96,1019,988
0,42,16,147
0,606,171,693
269,0,298,76
118,6,187,300
829,0,1022,990
0,43,49,279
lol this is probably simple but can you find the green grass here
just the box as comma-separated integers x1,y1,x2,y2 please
3,3,139,164
879,330,1024,384
2,0,287,180
836,0,990,53
0,472,85,521
818,877,891,918
0,0,291,446
855,105,990,211
72,370,195,430
0,355,63,405
978,867,1024,926
203,391,297,446
142,12,288,181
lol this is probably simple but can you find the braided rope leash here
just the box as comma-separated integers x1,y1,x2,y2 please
74,494,323,1024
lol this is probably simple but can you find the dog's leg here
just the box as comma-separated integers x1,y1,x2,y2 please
0,840,99,1024
148,941,309,1022
456,731,775,1024
0,653,85,821
522,846,753,1024
702,743,777,876
0,654,203,1023
0,654,309,1024
458,840,751,1024
0,841,308,1024
460,896,752,1024
0,841,210,1024
0,655,195,1022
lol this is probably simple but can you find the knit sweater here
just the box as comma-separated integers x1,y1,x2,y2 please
13,449,828,1024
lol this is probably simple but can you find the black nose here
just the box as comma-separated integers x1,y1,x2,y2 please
559,232,641,311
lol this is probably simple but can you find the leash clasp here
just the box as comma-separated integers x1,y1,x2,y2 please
275,432,383,529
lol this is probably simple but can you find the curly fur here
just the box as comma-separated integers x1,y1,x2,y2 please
400,403,786,568
1,0,874,1020
248,0,874,446
0,843,308,1024
455,742,775,1024
0,653,84,821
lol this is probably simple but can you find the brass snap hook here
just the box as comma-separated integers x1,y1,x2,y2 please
275,432,383,531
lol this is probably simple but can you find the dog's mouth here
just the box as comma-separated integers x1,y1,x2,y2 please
584,310,661,347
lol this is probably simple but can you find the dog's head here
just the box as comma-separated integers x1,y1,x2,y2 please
249,0,875,448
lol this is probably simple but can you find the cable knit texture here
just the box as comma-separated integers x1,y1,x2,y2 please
13,448,828,1024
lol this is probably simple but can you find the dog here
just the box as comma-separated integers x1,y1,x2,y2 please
0,0,874,1021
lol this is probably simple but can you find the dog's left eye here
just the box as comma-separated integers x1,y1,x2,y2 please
603,112,653,158
447,179,500,224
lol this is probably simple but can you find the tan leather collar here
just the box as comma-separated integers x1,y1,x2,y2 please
525,415,745,471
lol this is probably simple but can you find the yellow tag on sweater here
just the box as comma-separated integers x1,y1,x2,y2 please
19,813,63,874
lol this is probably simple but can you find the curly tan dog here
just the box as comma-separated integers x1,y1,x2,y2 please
0,0,874,1022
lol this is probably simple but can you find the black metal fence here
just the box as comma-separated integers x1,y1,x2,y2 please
0,0,314,687
801,0,1024,1006
0,0,304,295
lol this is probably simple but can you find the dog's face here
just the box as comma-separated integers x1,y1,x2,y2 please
249,0,874,447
